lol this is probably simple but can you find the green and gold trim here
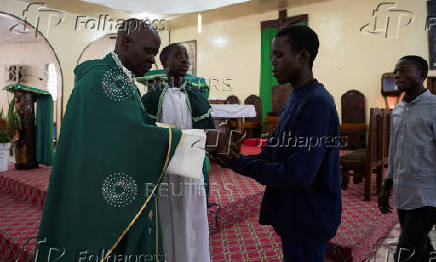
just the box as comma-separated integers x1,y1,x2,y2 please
100,128,173,262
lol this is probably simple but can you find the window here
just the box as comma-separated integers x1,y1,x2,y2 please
46,63,57,100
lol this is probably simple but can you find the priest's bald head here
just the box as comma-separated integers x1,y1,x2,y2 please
114,18,160,77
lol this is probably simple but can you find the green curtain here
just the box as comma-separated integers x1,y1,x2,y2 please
259,22,308,129
259,27,279,129
36,95,54,166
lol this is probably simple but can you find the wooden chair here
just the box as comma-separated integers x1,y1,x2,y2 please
263,85,292,136
211,95,242,151
226,95,240,104
243,95,262,138
340,108,384,201
428,77,436,95
271,84,292,116
377,108,392,194
386,109,392,164
340,90,367,150
208,99,226,104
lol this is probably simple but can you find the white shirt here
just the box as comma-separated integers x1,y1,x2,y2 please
387,90,436,209
159,87,192,129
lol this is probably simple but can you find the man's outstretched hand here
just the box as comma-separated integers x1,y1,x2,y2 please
209,142,241,169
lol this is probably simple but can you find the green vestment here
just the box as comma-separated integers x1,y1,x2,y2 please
34,53,181,262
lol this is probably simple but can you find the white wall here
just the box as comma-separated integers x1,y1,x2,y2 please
170,0,436,121
1,0,435,125
77,35,116,65
77,30,170,67
1,0,120,114
0,42,62,134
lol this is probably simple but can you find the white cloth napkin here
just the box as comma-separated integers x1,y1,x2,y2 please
166,129,206,180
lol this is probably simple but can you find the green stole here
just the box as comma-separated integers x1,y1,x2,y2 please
35,53,181,261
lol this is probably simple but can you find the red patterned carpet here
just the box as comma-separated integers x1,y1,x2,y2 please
327,175,398,262
0,148,398,262
207,163,264,233
210,215,282,262
207,145,398,262
0,191,41,262
0,164,49,208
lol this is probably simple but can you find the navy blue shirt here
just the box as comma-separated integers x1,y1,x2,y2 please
232,80,342,241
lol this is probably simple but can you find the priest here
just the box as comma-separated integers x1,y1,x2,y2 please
34,19,206,262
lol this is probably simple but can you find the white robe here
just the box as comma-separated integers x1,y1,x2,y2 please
158,87,210,262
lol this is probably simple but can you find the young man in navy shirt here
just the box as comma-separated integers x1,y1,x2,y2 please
218,25,342,262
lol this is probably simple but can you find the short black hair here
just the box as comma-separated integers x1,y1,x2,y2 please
399,55,428,79
159,43,185,67
275,25,319,68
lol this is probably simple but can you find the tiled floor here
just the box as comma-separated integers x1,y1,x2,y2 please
373,223,436,262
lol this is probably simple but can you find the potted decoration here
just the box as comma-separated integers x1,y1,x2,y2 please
0,97,21,172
